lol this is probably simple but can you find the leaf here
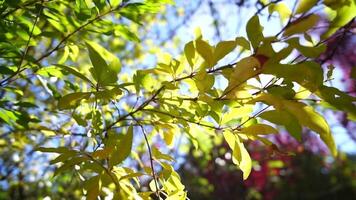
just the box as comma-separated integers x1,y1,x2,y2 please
109,125,134,168
37,147,76,154
317,86,356,119
263,61,323,92
86,41,121,86
221,106,254,125
223,131,252,180
296,0,318,14
58,92,91,110
260,110,302,141
224,56,261,98
241,124,279,135
152,146,174,162
184,41,195,68
84,175,101,200
92,147,114,159
195,39,214,68
74,0,92,21
322,0,356,38
235,37,251,50
246,15,264,50
268,2,291,22
0,108,18,124
283,101,337,156
55,64,94,85
283,14,320,36
214,40,237,63
250,93,337,156
194,70,214,93
287,37,326,58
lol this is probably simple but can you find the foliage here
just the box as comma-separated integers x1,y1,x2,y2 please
0,0,355,199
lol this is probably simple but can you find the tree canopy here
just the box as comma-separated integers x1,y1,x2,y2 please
0,0,355,199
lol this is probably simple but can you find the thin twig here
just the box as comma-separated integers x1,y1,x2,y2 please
130,115,161,198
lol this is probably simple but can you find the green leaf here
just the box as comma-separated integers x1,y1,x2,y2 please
296,0,318,14
58,92,91,110
109,125,134,168
322,0,356,38
75,0,92,21
195,39,214,68
86,41,121,86
284,100,337,156
317,86,356,120
246,15,264,50
287,37,326,58
264,61,323,92
152,146,174,162
0,108,18,124
283,14,320,36
260,110,302,141
214,40,237,63
241,124,279,135
55,64,94,85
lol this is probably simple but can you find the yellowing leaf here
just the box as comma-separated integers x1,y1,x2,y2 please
195,39,214,68
296,0,318,14
241,124,278,135
58,92,91,110
283,14,320,36
246,15,264,50
214,40,237,63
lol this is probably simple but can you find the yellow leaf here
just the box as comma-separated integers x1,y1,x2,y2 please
223,131,252,180
268,2,291,22
221,106,254,125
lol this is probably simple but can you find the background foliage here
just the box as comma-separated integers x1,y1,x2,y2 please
0,0,355,199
